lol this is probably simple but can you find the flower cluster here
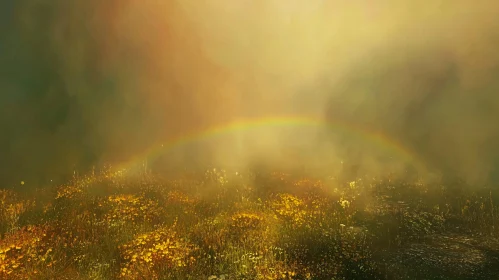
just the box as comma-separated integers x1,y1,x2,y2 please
0,225,55,278
339,197,351,209
104,194,161,225
55,185,84,200
119,225,197,279
270,194,307,226
231,213,264,231
0,190,35,233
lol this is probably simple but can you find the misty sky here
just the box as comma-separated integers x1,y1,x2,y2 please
2,1,499,186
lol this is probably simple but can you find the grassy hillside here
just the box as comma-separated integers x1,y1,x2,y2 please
1,167,498,279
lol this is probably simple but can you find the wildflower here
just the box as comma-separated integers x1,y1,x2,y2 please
119,226,197,279
231,213,264,230
270,193,307,226
339,198,350,209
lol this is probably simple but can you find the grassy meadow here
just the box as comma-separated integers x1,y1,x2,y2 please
1,167,499,279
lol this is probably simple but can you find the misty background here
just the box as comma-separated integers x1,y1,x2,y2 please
1,1,499,187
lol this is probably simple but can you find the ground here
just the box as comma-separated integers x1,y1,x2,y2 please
380,233,499,279
1,167,498,279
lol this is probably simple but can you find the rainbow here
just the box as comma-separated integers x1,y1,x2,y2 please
112,115,426,172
